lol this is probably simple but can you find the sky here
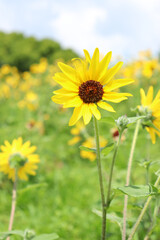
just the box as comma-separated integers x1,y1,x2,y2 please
0,0,160,60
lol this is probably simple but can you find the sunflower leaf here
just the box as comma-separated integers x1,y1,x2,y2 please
79,146,96,152
0,230,24,239
101,143,114,156
117,184,159,197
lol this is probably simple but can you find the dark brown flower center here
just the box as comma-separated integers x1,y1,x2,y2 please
79,80,104,103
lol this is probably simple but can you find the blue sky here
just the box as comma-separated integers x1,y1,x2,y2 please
0,0,160,60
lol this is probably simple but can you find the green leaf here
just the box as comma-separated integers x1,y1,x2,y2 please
117,185,158,197
101,143,114,156
0,230,24,239
100,117,116,126
33,233,59,240
93,209,123,233
79,146,96,152
19,183,47,194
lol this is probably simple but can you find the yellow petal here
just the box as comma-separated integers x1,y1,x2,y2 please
103,92,132,103
63,96,83,108
51,95,74,105
152,90,160,106
97,101,115,112
53,74,79,91
98,51,112,81
89,103,101,120
69,105,83,126
53,88,78,96
18,169,28,180
104,78,134,92
140,88,146,106
89,48,99,79
148,127,156,144
100,61,123,85
82,104,92,125
146,86,153,105
83,49,91,63
58,62,76,79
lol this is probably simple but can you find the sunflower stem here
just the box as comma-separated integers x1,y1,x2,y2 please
105,131,122,234
122,119,141,240
7,171,17,240
93,116,106,240
128,175,160,240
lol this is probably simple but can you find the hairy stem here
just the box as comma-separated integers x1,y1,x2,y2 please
105,131,122,237
93,116,106,240
122,120,141,240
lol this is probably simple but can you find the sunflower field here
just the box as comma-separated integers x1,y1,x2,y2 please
0,40,160,240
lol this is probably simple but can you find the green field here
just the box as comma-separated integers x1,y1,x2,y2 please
0,50,160,240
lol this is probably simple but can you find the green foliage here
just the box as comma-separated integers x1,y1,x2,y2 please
0,32,78,71
117,184,159,197
0,230,58,240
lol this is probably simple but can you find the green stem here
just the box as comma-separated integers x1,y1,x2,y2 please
144,194,160,240
93,116,106,240
7,172,17,240
122,120,141,240
128,175,160,240
105,131,122,237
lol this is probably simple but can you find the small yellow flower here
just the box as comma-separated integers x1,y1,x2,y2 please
0,84,10,99
0,64,11,75
68,136,81,146
18,91,39,111
142,60,158,78
139,86,160,144
30,58,48,74
70,121,85,135
80,137,107,161
52,48,134,126
0,137,40,181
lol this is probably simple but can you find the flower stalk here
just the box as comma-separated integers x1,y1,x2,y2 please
7,172,17,240
122,119,141,240
106,131,122,216
93,116,106,240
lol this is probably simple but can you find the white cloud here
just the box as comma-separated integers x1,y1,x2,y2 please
50,6,129,57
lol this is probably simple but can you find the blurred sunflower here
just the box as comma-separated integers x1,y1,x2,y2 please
52,48,134,126
0,137,40,181
80,137,107,161
139,86,160,144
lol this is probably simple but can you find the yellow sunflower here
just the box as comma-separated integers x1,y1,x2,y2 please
51,48,134,126
0,137,40,181
139,86,160,144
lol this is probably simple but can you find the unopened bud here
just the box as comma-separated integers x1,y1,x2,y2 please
116,115,129,132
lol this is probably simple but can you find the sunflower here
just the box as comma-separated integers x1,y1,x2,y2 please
0,137,40,181
52,48,134,126
139,86,160,144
